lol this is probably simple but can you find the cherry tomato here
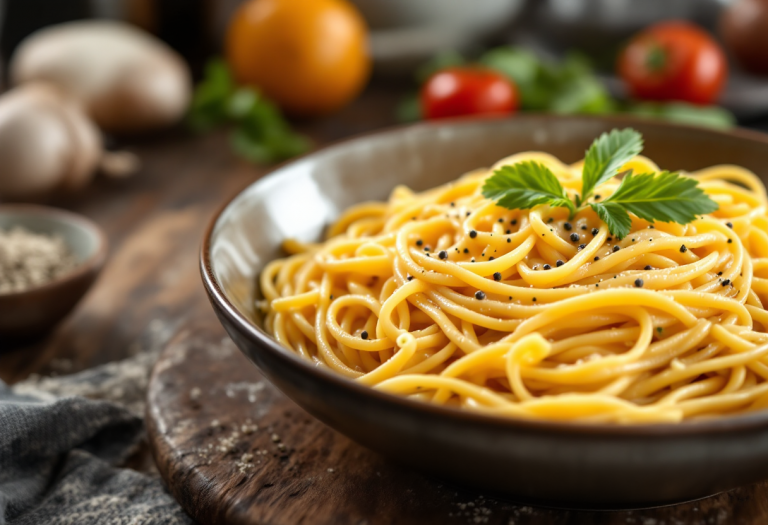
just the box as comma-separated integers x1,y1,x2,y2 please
618,21,727,105
421,67,519,120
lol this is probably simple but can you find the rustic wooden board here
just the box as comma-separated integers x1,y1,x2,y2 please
146,320,768,525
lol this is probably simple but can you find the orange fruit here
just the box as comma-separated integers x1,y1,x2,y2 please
226,0,371,117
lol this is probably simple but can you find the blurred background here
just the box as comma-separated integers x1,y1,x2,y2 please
1,0,768,203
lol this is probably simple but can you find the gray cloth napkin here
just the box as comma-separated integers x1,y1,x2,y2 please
0,324,193,525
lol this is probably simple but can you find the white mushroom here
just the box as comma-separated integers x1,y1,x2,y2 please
10,21,191,134
0,83,136,202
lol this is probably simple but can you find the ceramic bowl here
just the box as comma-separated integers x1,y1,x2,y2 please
201,116,768,508
0,204,107,340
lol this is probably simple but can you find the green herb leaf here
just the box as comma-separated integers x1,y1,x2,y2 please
627,102,736,130
187,59,236,132
482,161,575,214
188,58,310,164
581,128,643,202
396,92,422,123
482,130,718,240
590,202,633,239
591,171,719,238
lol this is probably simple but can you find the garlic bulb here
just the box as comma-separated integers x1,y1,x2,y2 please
0,83,102,201
10,21,191,134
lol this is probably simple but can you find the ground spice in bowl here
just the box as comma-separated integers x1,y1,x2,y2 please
0,227,78,294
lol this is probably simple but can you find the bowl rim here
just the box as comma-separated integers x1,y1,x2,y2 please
201,114,768,437
0,203,108,298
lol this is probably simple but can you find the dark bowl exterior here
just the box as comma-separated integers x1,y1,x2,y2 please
201,115,768,507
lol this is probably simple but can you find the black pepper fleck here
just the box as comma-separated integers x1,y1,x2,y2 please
493,272,502,281
564,222,572,231
644,265,652,270
578,244,586,250
548,217,554,223
581,225,587,231
680,245,687,253
722,279,731,286
498,218,504,223
570,233,580,242
463,248,469,253
489,256,495,261
728,238,733,244
506,229,511,234
439,250,448,260
594,256,600,261
594,194,601,200
613,245,620,252
591,228,599,235
407,276,413,281
416,240,423,246
475,290,486,300
726,222,733,229
556,260,564,267
507,238,511,243
634,278,644,288
361,330,369,340
532,297,537,302
543,264,551,270
469,230,477,238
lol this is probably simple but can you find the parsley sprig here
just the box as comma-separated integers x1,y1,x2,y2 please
481,128,719,239
187,59,310,164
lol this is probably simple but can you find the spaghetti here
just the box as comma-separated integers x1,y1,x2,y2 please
260,149,768,424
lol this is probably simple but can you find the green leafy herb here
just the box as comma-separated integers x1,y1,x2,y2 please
581,128,643,202
590,171,719,238
187,59,310,164
481,128,719,239
484,162,575,215
590,202,633,240
627,102,736,130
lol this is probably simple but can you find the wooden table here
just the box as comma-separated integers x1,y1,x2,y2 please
3,84,768,524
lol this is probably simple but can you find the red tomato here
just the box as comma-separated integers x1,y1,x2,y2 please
421,67,519,120
618,21,727,105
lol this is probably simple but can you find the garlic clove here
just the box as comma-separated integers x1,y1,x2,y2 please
55,100,102,191
0,106,71,202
